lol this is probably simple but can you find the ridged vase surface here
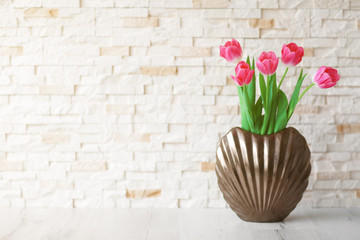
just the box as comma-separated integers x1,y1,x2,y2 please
216,127,311,222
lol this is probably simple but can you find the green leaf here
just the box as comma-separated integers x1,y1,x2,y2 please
271,73,277,92
259,73,267,108
265,77,277,134
261,75,274,135
253,97,263,134
267,75,275,107
238,86,250,131
241,108,250,131
287,69,307,120
254,115,264,134
247,73,256,107
274,90,288,133
242,86,255,131
244,56,256,107
254,97,263,119
267,97,278,134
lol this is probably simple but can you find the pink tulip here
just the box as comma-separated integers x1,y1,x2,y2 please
281,43,304,66
231,61,254,86
219,39,242,62
256,51,279,75
313,66,340,89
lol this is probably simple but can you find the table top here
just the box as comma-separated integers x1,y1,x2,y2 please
0,208,359,240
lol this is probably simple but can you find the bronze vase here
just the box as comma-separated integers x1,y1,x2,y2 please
216,127,311,222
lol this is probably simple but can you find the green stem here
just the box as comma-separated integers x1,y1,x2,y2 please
238,86,249,131
261,75,271,135
267,101,277,134
278,67,288,90
242,85,255,131
267,75,278,134
297,83,315,104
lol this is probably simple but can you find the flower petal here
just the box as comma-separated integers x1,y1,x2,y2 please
262,59,271,75
231,39,240,48
256,60,267,75
219,46,226,59
231,75,243,86
272,57,279,73
314,66,327,84
319,81,336,89
282,52,294,65
246,70,255,85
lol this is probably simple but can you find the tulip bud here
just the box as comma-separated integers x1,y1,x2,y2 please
281,43,304,67
219,39,242,62
231,61,254,86
314,66,340,89
256,51,279,75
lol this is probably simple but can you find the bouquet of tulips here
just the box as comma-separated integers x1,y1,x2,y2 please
219,39,340,135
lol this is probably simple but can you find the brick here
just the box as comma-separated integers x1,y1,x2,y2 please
0,161,23,171
279,0,313,8
150,133,186,143
13,0,41,7
120,17,159,27
126,189,161,199
201,162,215,172
115,133,150,142
313,0,350,9
81,0,114,7
140,66,177,76
106,104,135,114
314,180,341,189
39,86,74,95
336,124,360,134
2,172,36,180
248,19,274,29
71,162,107,171
316,172,349,180
206,106,237,115
193,0,229,8
180,47,212,57
232,9,261,18
100,47,129,56
303,48,314,57
24,8,59,18
41,133,70,144
294,105,320,114
259,0,279,8
0,47,23,56
116,0,148,7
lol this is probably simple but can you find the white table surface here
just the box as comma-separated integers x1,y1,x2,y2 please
0,208,359,240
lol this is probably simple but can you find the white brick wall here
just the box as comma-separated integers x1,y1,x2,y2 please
0,0,359,208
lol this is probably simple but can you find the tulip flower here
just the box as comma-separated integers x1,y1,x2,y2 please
256,51,279,75
297,66,340,105
219,39,242,62
231,61,254,86
313,66,340,89
281,43,304,67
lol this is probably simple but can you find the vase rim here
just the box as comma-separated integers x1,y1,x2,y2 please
227,126,299,136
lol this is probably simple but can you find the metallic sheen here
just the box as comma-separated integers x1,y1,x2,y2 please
216,127,311,222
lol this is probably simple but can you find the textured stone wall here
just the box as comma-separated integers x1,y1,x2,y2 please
0,0,359,208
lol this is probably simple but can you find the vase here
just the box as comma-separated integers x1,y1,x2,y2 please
215,127,311,222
